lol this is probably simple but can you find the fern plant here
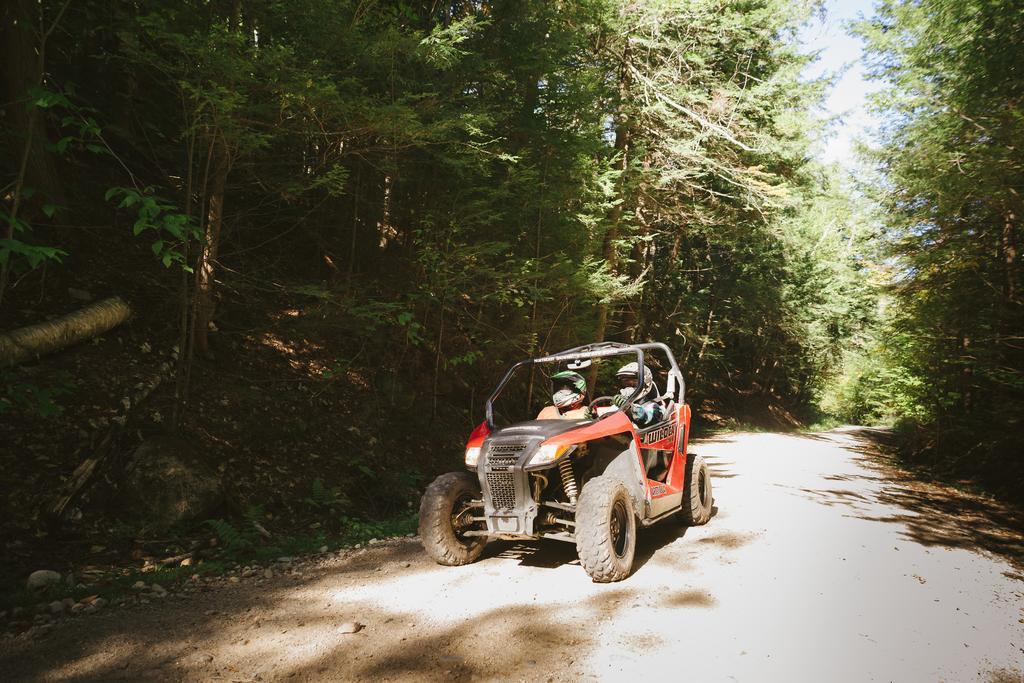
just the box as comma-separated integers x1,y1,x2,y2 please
204,518,254,553
303,478,348,510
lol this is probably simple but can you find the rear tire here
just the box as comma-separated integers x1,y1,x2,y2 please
419,472,487,566
679,454,713,525
575,475,637,582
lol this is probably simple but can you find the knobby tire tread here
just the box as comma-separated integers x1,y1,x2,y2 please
680,454,713,526
419,471,485,566
575,476,635,583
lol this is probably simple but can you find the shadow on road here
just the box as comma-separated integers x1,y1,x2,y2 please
14,427,1022,681
704,457,739,479
488,517,689,576
0,547,654,682
793,430,1024,570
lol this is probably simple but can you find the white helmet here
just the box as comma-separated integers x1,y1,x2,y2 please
615,362,655,400
551,370,587,409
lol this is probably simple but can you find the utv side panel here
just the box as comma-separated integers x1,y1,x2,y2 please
648,487,683,519
670,404,692,490
491,418,593,441
541,411,638,447
595,441,647,520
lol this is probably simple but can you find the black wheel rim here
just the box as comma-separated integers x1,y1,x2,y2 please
698,468,707,506
610,499,630,558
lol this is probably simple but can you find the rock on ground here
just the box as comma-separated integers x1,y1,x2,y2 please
122,437,221,533
25,570,62,593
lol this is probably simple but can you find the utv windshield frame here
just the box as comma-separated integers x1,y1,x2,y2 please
484,341,685,429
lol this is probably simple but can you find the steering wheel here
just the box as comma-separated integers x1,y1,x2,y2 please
589,395,621,410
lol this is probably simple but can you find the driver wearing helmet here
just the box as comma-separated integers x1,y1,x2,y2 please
612,362,665,428
537,370,593,420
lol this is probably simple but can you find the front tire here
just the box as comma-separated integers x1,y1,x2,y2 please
419,472,487,566
575,475,637,582
679,454,713,525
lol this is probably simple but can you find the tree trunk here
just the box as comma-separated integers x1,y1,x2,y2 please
193,138,230,357
623,157,651,341
0,0,67,309
957,330,973,414
698,235,715,361
379,173,394,249
0,0,65,207
1002,209,1017,304
171,128,197,429
589,41,633,388
526,159,548,410
346,164,361,289
0,296,131,367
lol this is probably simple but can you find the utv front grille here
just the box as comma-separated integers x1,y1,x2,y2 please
488,442,528,455
486,442,527,471
488,456,518,471
484,441,528,511
485,471,516,511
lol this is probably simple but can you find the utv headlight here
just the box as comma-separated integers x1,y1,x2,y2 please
465,446,482,467
530,443,575,467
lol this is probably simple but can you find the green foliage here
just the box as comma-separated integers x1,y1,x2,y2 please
578,257,647,306
0,234,67,269
839,0,1024,495
338,514,418,546
0,200,67,271
448,350,482,367
105,187,201,270
821,342,926,425
0,80,123,286
420,16,484,69
303,477,349,510
31,85,108,159
0,369,74,417
396,311,423,346
204,518,255,555
311,165,351,198
204,505,265,556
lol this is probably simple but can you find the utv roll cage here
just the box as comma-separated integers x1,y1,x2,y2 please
484,341,686,428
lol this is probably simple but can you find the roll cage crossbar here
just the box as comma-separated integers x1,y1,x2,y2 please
484,342,686,428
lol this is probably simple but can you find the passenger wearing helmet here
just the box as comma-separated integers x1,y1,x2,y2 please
612,362,665,428
537,370,593,420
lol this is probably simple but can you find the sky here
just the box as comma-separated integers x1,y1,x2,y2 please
799,0,884,169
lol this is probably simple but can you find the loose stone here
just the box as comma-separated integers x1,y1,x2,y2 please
26,570,62,593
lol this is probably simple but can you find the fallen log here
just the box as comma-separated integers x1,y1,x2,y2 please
0,296,131,367
47,425,122,523
46,346,178,524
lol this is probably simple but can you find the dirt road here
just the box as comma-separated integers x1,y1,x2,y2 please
2,428,1023,682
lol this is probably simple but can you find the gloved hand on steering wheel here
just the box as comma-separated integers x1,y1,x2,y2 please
612,394,642,421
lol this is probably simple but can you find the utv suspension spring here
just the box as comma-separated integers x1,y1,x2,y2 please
559,458,578,505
